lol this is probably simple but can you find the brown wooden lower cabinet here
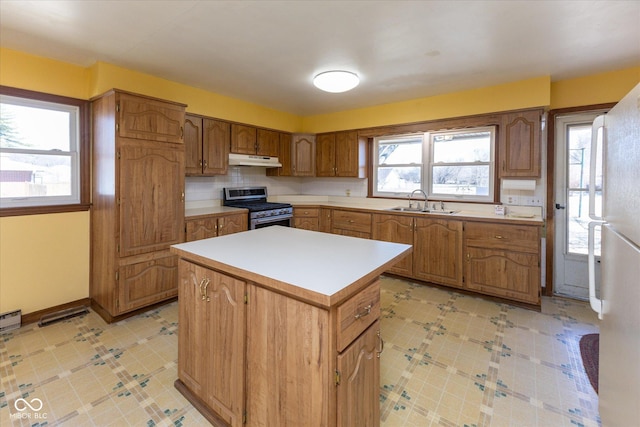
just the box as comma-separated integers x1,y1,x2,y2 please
332,209,372,239
372,214,463,288
117,251,178,313
177,261,245,426
463,222,541,304
176,258,382,426
185,211,248,242
293,207,320,231
373,212,541,306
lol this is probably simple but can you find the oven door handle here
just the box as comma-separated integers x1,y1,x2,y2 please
253,215,292,225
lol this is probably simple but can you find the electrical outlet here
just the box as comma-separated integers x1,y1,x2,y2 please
524,197,543,206
505,195,519,205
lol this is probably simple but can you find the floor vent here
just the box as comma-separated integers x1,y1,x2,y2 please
38,306,89,327
0,309,22,333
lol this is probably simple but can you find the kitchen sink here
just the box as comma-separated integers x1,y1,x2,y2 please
386,207,459,215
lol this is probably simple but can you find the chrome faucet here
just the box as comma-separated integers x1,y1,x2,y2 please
440,200,445,211
409,189,428,210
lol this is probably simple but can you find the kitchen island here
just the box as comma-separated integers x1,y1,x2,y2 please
170,226,412,427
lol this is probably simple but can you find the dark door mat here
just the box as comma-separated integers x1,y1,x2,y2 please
579,333,599,394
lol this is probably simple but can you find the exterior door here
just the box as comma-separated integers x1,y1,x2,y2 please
553,111,606,299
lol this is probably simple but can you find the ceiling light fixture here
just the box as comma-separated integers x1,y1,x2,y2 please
313,70,359,93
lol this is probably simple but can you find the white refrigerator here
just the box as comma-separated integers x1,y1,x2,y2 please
588,83,640,425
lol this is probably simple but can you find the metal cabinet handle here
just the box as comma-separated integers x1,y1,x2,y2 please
199,278,210,302
494,235,504,239
354,304,372,320
376,330,384,358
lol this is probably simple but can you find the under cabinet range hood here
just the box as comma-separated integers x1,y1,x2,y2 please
228,153,282,168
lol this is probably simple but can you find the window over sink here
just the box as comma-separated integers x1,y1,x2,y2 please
373,126,495,202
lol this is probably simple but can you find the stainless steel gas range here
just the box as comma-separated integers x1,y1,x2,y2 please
223,186,293,229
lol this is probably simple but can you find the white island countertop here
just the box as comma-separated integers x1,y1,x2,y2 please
171,226,412,307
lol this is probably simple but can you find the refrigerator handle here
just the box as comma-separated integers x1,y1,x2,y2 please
588,220,604,319
589,115,605,221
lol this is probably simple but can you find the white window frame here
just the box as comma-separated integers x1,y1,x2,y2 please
427,126,496,202
372,126,496,202
372,133,426,198
0,94,81,208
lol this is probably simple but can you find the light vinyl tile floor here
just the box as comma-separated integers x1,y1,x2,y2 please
1,277,600,426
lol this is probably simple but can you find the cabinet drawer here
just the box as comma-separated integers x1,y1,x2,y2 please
336,280,380,352
464,222,539,253
332,210,372,234
294,207,319,218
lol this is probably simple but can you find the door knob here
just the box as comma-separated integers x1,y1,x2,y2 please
555,203,566,209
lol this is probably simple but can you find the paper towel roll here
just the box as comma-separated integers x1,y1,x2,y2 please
502,179,536,191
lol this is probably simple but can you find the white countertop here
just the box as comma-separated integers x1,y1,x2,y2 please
171,226,411,303
184,195,544,223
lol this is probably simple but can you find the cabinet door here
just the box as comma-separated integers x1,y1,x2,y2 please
267,133,292,177
372,214,414,276
218,213,248,236
118,141,185,257
231,124,257,154
337,320,381,427
335,130,362,177
319,208,332,233
185,218,218,242
117,93,184,143
203,119,230,175
499,110,541,178
292,134,315,176
256,128,279,157
118,253,178,313
413,218,463,288
316,133,336,176
246,284,330,427
178,260,246,426
184,115,203,175
177,260,208,398
465,247,540,304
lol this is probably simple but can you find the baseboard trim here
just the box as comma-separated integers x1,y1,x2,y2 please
21,298,92,326
91,297,178,324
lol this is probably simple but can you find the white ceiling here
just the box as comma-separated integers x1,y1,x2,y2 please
1,1,639,116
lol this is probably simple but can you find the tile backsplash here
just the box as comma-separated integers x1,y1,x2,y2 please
185,167,368,202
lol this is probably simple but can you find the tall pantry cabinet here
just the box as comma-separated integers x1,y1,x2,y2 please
91,90,186,323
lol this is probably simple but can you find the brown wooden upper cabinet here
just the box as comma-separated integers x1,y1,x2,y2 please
184,114,230,176
498,109,542,178
291,134,315,176
266,132,293,177
117,92,185,144
230,124,279,157
316,130,366,177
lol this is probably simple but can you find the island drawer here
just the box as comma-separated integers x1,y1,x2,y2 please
336,280,380,352
464,222,539,253
293,207,320,218
332,210,372,234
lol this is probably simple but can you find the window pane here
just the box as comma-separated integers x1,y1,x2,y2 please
0,152,73,198
567,189,601,255
377,166,421,193
378,138,422,165
432,165,490,196
433,131,491,163
567,124,600,190
1,102,72,151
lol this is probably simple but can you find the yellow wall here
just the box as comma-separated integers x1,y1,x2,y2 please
1,47,638,316
302,76,552,133
88,61,302,132
0,212,90,314
550,66,640,109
